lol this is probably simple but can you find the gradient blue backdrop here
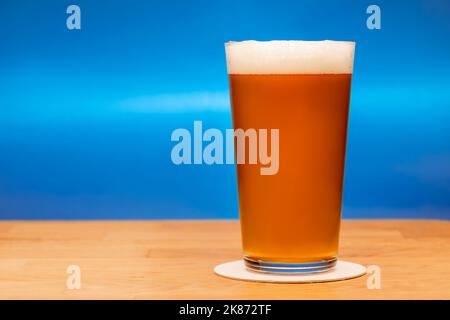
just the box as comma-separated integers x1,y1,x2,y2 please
0,0,449,219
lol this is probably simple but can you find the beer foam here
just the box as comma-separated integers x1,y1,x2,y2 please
225,40,355,74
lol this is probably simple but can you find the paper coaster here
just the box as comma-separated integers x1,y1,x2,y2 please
214,260,366,283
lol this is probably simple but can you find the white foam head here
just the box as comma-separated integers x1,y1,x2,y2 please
225,40,355,74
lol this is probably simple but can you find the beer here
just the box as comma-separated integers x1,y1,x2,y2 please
225,41,355,273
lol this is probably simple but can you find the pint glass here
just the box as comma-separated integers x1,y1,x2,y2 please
225,41,355,273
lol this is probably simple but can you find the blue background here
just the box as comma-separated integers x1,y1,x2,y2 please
0,0,449,219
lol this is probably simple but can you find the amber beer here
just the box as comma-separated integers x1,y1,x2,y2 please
225,41,355,273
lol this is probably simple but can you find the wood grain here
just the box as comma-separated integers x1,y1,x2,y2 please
0,220,448,299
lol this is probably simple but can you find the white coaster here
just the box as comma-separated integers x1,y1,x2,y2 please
214,260,366,283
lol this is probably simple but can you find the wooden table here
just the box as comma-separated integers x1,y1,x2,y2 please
0,220,448,299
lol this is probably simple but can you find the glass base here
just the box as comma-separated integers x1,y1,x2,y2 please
244,256,337,274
